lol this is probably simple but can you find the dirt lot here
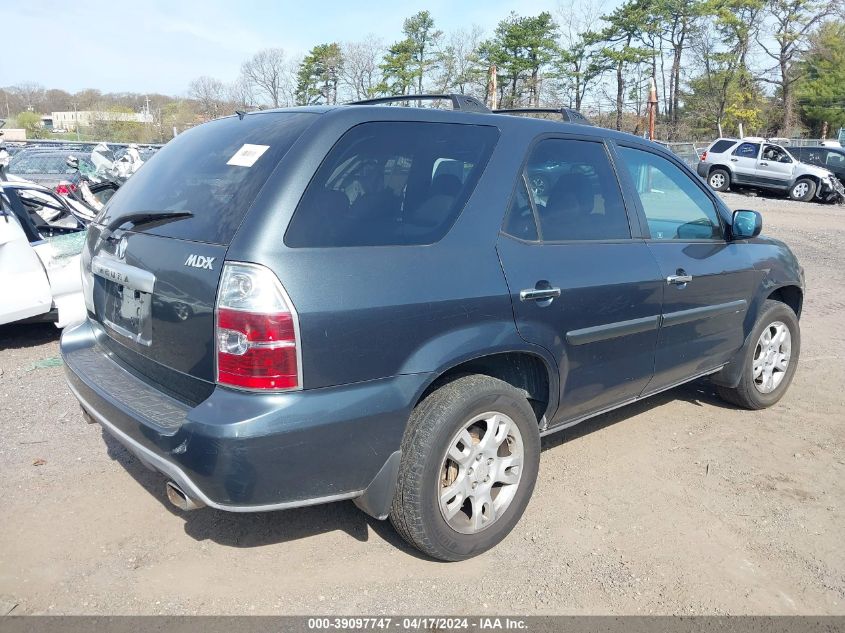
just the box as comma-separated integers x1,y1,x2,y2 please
0,192,843,616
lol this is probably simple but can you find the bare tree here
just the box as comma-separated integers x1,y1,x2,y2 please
241,48,289,107
9,82,46,112
556,0,606,110
757,0,836,134
279,56,301,107
437,26,486,96
227,75,256,110
340,38,385,101
188,75,226,119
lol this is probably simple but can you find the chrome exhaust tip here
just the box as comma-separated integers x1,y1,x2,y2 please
165,481,205,511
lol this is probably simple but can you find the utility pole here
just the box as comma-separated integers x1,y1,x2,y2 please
647,77,658,141
71,100,80,141
144,95,152,141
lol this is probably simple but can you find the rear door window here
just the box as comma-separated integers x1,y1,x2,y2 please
826,151,844,169
285,121,499,247
732,142,760,158
99,112,317,244
502,178,538,241
523,138,631,241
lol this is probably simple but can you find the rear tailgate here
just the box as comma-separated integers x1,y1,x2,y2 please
83,112,318,404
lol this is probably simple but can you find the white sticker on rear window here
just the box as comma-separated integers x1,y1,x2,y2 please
226,144,270,167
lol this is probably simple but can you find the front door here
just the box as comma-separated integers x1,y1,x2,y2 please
756,143,794,189
497,136,663,426
613,143,762,393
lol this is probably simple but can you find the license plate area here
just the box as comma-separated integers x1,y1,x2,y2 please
91,255,156,347
102,280,153,346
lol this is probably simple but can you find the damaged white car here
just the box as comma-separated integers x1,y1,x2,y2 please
0,181,88,327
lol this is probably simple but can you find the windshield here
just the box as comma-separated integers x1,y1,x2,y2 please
99,112,317,244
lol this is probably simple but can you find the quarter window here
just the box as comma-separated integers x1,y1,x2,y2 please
618,146,723,241
522,139,630,241
710,139,736,153
286,122,498,247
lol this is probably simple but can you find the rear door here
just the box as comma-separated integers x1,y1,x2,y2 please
613,143,762,393
802,148,845,183
497,136,663,425
85,112,317,404
729,141,761,185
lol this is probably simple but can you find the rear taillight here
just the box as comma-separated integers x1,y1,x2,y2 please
700,151,707,161
215,262,300,391
55,181,77,196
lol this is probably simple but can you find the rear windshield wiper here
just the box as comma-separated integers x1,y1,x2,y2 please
104,211,194,233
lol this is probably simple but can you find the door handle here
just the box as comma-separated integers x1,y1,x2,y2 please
759,162,768,166
520,287,561,302
730,158,738,162
667,274,693,285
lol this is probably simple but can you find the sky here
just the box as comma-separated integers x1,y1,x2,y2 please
3,0,573,96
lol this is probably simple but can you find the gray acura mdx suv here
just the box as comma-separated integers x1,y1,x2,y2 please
61,96,804,560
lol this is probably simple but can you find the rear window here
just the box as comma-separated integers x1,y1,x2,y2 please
285,121,499,247
99,112,316,244
709,139,736,154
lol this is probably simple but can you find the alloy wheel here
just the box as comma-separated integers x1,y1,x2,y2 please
438,411,524,534
752,321,792,394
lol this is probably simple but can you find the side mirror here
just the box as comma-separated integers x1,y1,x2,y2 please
732,209,762,240
66,155,79,169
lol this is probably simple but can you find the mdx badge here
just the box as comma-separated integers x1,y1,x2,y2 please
185,254,215,270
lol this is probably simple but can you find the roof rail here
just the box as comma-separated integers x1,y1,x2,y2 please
347,94,490,114
493,107,593,125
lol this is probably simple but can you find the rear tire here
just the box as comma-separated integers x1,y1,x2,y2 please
390,374,540,561
789,178,816,202
708,168,730,192
716,300,800,409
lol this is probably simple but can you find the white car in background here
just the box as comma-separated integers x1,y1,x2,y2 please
0,181,88,327
697,136,845,202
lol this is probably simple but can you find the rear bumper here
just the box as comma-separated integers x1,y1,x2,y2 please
61,319,427,511
696,162,709,179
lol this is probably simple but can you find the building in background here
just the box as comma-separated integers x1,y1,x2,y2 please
51,110,153,132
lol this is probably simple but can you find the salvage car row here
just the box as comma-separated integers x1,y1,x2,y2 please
697,136,845,203
0,143,152,327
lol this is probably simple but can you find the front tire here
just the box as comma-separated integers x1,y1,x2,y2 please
390,374,541,561
716,300,800,409
789,178,816,202
708,168,730,192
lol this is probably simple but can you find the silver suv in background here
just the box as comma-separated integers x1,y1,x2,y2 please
697,137,845,203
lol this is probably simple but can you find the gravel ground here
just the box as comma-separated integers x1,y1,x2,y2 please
0,191,843,616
